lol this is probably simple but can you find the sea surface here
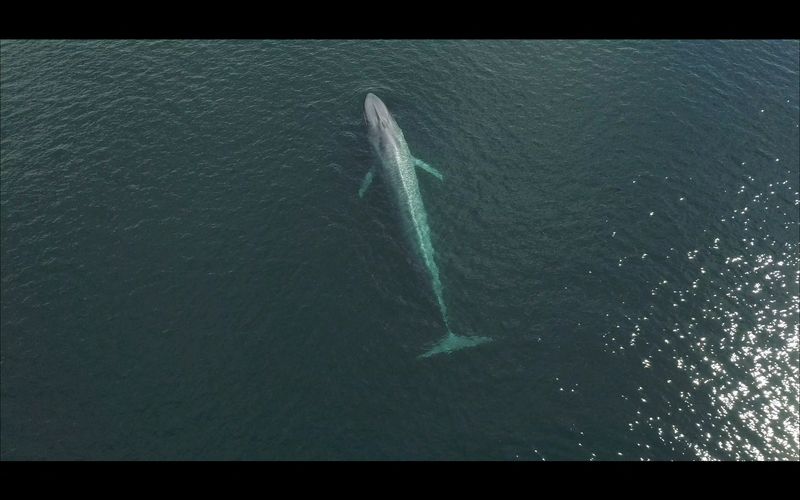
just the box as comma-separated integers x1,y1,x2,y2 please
1,40,798,460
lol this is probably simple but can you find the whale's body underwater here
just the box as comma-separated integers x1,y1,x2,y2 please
359,93,491,358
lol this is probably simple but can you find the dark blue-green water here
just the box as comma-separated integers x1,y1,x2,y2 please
1,40,798,460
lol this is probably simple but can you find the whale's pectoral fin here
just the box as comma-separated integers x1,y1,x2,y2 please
358,168,375,198
414,158,444,181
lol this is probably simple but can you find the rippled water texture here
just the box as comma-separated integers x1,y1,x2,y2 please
1,40,798,460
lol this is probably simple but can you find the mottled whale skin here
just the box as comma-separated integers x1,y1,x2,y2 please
360,93,491,358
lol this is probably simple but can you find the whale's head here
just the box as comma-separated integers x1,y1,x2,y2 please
364,93,401,153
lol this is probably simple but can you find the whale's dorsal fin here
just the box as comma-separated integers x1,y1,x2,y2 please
413,157,444,181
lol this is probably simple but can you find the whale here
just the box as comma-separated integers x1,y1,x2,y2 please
358,93,492,358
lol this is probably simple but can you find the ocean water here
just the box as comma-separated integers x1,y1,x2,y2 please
1,40,798,460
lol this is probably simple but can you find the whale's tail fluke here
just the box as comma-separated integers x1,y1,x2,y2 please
418,331,493,359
